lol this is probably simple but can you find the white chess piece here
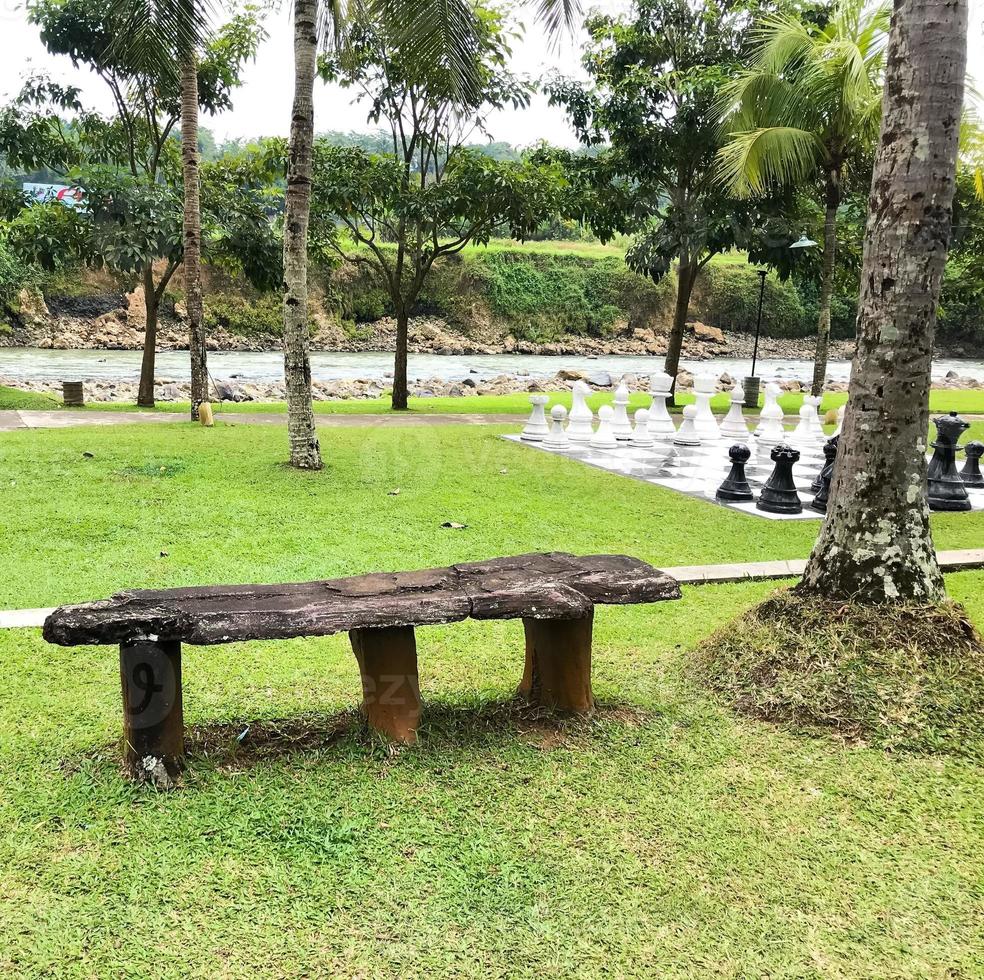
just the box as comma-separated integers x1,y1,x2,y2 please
590,404,619,449
754,382,782,437
520,394,550,441
673,404,701,447
789,404,814,450
757,389,787,449
567,380,594,443
692,373,721,441
612,381,632,441
630,408,654,447
833,403,846,436
647,372,676,439
719,381,750,440
803,394,825,445
544,404,569,449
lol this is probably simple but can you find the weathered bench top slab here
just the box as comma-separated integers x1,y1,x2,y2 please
43,552,680,647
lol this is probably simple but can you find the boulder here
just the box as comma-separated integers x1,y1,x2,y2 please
689,321,726,344
586,370,612,387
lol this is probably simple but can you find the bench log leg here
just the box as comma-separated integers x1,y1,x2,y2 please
119,638,184,785
349,626,421,744
519,611,594,713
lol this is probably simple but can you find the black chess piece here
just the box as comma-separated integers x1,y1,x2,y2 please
716,444,754,501
810,435,838,496
959,441,984,489
810,435,839,513
928,412,971,512
757,444,803,514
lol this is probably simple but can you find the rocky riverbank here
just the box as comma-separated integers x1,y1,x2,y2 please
4,286,863,362
5,363,981,406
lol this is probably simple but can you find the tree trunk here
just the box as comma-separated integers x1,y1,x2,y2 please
799,0,967,603
180,42,207,421
282,0,322,470
810,171,841,397
392,305,410,410
137,265,158,408
663,260,697,406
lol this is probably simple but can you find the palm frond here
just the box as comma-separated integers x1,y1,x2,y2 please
532,0,582,39
716,126,824,197
368,0,482,101
107,0,217,81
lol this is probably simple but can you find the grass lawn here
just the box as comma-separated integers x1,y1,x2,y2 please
71,386,984,418
1,423,983,976
0,384,60,410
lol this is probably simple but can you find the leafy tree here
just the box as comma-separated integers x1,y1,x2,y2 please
547,0,780,400
313,9,563,410
716,0,889,395
4,0,262,405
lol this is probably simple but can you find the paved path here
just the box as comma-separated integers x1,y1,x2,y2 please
4,548,982,630
0,409,525,431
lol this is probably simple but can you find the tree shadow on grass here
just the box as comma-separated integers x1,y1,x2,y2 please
180,698,655,773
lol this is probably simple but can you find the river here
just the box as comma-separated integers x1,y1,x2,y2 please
2,348,983,384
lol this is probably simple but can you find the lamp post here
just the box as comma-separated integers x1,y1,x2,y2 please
742,270,768,408
742,231,818,410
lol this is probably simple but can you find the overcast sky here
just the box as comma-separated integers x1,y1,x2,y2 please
0,0,981,149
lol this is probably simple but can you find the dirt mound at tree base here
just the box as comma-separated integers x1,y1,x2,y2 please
691,589,984,757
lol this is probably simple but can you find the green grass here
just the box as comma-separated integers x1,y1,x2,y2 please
1,423,983,976
71,387,984,418
0,384,60,410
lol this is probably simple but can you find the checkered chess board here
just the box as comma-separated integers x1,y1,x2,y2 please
504,434,984,521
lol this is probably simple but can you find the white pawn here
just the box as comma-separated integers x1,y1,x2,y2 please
590,404,619,449
754,382,782,437
521,393,550,441
803,394,824,444
630,408,654,447
757,393,787,449
719,381,751,440
673,404,701,447
567,380,594,443
692,373,721,441
647,371,676,440
544,404,569,449
612,381,632,441
789,404,814,450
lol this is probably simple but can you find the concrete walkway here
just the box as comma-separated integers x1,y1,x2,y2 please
0,409,525,431
4,548,982,630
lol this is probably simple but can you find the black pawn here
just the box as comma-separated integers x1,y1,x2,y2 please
960,441,984,489
928,412,971,512
810,435,839,513
757,444,803,514
811,435,838,495
717,444,753,502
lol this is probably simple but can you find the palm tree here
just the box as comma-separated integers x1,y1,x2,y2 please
716,0,890,396
179,0,208,422
798,0,967,601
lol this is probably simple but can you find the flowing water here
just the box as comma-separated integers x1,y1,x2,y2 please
2,347,983,385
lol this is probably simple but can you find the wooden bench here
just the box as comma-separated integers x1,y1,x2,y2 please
43,552,680,782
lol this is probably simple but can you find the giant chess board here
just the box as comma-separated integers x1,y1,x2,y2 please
503,434,984,521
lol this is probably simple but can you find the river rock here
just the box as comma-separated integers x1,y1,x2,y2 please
587,370,612,387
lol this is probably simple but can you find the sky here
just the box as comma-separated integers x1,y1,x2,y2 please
0,0,981,150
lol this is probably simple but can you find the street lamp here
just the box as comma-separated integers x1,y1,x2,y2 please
743,270,768,409
742,231,818,409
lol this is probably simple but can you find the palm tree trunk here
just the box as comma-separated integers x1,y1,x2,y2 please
392,304,410,410
811,171,840,397
282,0,322,470
663,258,697,406
799,0,967,602
137,265,159,407
180,42,207,421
